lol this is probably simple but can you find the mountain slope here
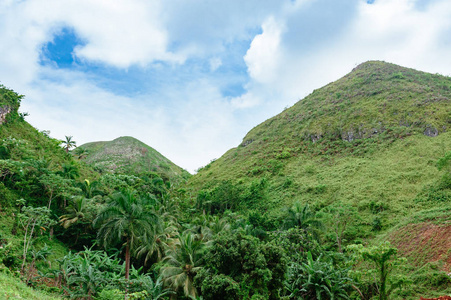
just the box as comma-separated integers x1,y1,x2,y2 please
241,60,450,152
0,84,90,173
187,61,451,237
79,136,190,182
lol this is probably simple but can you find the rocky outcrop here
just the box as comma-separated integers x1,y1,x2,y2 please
241,139,254,147
0,106,11,124
424,125,439,137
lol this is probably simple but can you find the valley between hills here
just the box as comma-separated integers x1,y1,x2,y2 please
1,61,451,299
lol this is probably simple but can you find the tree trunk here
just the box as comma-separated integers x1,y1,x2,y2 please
47,191,53,209
125,240,130,280
26,260,36,285
21,218,35,272
21,222,30,272
125,239,130,299
11,213,18,235
380,263,387,300
336,234,342,253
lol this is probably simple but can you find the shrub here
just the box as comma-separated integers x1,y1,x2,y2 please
285,251,353,300
277,150,291,159
369,200,388,214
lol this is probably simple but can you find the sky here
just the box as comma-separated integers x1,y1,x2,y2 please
1,0,451,173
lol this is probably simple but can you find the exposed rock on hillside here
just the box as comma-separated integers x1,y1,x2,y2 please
188,60,451,217
0,106,11,124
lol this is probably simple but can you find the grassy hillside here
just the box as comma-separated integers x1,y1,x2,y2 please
0,271,61,299
187,61,451,263
0,85,188,299
0,85,76,299
2,63,451,299
79,136,190,183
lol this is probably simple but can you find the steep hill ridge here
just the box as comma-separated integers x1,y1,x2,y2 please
80,136,190,181
0,84,83,170
188,61,451,234
0,85,22,125
242,60,450,148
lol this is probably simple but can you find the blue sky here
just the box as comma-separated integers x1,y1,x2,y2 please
1,0,451,172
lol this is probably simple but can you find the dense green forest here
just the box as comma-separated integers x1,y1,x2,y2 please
1,61,451,299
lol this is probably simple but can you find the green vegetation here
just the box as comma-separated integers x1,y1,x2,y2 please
185,61,451,298
349,242,407,300
0,271,60,299
79,136,191,183
62,136,76,154
1,61,451,299
94,190,158,281
189,62,451,218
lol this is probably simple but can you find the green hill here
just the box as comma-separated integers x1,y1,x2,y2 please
0,85,92,177
79,136,190,182
0,85,186,299
0,84,86,299
2,62,451,299
0,271,60,299
187,61,451,264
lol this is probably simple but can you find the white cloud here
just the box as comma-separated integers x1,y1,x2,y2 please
209,57,222,71
0,2,47,88
3,0,451,174
160,0,289,57
21,67,248,173
230,92,261,109
244,17,285,84
349,0,451,73
0,0,183,83
61,0,184,67
238,0,451,116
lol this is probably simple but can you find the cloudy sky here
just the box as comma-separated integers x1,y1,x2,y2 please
1,0,450,172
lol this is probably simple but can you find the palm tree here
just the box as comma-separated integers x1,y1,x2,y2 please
59,196,87,229
136,197,179,265
73,147,89,159
207,215,231,236
93,190,157,281
185,215,230,243
59,162,80,179
137,218,177,265
283,202,322,236
161,231,206,298
79,179,103,199
62,135,76,153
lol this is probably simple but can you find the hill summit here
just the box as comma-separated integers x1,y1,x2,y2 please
188,60,451,228
241,60,449,148
79,136,190,181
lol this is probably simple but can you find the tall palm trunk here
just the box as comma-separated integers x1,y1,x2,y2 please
125,238,130,299
125,238,130,280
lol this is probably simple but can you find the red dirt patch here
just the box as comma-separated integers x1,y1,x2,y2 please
388,222,451,271
420,297,451,300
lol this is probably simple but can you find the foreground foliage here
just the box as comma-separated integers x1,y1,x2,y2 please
1,63,451,299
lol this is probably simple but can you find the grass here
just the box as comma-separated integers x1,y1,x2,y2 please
80,136,191,182
2,61,451,299
187,61,451,274
0,269,61,299
189,62,451,224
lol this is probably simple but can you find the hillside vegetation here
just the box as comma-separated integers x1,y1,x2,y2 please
189,61,450,212
0,271,60,300
79,136,190,182
188,61,451,265
1,62,451,300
